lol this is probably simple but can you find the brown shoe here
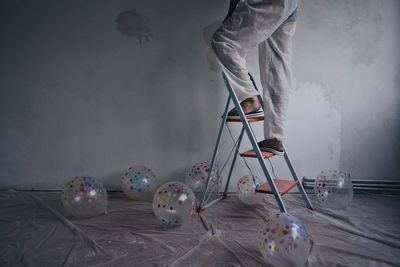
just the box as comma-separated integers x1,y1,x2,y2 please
258,139,285,156
240,96,261,114
227,96,263,119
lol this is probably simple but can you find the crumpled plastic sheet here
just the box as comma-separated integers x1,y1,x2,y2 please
0,191,399,266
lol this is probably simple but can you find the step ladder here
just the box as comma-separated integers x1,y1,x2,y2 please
198,71,313,213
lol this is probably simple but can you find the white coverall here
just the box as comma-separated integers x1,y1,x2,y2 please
212,0,300,141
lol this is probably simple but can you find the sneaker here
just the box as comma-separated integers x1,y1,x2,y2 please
258,139,285,156
226,107,264,120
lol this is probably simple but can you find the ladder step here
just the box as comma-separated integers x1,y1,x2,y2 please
226,116,264,123
256,180,299,196
240,149,274,159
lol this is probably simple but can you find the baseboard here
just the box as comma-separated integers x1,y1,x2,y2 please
302,178,400,193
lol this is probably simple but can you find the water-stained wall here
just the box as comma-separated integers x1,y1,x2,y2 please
0,0,399,190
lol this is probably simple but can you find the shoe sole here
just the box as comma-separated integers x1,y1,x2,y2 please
227,110,264,120
259,147,285,156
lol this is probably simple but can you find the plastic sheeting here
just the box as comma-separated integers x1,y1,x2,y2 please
0,191,399,266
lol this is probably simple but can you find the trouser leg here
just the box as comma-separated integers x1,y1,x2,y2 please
259,17,297,140
211,0,299,102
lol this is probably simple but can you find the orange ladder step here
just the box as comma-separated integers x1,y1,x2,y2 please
226,116,264,123
240,149,274,159
256,180,299,196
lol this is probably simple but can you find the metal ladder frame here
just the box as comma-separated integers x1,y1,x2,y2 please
198,71,313,213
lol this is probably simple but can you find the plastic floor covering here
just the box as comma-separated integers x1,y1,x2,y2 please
0,191,399,266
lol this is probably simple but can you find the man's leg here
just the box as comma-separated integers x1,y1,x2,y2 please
258,12,298,154
211,0,299,114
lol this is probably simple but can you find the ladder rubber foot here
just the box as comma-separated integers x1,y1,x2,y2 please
197,207,205,213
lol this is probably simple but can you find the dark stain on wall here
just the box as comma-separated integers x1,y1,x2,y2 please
116,9,151,46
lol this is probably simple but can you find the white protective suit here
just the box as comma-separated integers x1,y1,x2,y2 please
212,0,300,141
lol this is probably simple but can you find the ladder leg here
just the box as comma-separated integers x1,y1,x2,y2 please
222,72,287,213
284,151,314,209
200,96,231,209
250,72,313,210
223,126,245,196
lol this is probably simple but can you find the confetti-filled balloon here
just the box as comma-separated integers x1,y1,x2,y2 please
121,165,158,202
314,170,353,209
185,161,219,192
153,181,196,227
257,213,311,267
61,176,108,217
236,175,263,205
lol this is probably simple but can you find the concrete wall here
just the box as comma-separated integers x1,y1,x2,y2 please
0,0,399,191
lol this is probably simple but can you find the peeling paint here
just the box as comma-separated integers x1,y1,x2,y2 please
347,8,383,66
0,1,399,189
303,0,383,66
285,81,342,179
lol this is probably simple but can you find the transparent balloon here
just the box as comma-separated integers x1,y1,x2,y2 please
314,170,353,209
61,176,108,217
121,165,158,202
153,181,197,227
185,161,219,192
236,175,263,205
257,213,311,267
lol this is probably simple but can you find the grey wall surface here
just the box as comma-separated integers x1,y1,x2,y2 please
1,0,399,191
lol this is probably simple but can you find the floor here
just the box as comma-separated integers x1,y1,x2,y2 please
0,191,399,266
